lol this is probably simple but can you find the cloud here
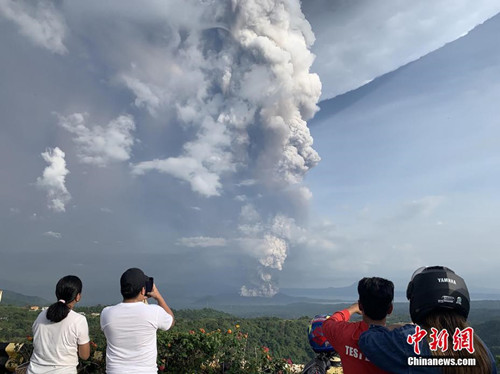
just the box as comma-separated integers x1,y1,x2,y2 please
240,268,277,297
298,186,313,201
43,231,62,239
36,147,71,212
235,204,305,296
177,236,227,248
121,1,323,294
57,113,136,167
128,0,321,200
0,0,67,54
120,75,162,116
303,0,500,99
132,157,222,197
256,235,288,270
393,195,445,221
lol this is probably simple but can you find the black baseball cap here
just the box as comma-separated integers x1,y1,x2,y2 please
120,268,149,298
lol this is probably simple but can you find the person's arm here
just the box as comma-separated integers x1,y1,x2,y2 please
148,284,175,327
77,316,91,360
386,322,409,331
78,343,90,360
359,324,416,372
328,302,361,323
322,303,361,351
343,302,362,319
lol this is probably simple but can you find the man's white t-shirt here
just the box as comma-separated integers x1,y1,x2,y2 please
28,310,90,374
100,302,173,374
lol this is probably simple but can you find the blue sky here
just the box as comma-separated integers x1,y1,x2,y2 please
286,13,500,291
1,0,500,305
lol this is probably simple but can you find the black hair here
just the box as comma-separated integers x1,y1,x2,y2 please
46,275,82,323
121,284,143,299
358,277,394,320
120,268,148,300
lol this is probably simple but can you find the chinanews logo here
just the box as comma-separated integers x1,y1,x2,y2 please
437,278,457,285
407,325,475,356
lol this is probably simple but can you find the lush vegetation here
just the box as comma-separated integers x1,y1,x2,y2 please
1,304,499,372
0,306,312,373
0,306,34,342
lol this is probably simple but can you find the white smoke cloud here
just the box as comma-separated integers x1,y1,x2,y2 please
257,235,288,270
177,236,228,248
298,186,313,201
240,268,278,297
36,147,71,212
57,113,136,167
0,0,67,54
120,75,162,116
236,204,304,296
43,231,62,239
130,0,321,199
131,157,222,197
124,1,322,295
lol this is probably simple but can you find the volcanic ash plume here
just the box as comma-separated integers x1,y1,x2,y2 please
131,0,321,194
237,205,302,297
123,0,321,295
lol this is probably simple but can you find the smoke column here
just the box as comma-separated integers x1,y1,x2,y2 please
127,0,321,296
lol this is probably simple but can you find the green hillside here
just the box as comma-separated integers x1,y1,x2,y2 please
0,290,50,307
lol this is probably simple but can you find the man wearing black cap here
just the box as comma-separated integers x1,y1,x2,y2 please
100,268,175,374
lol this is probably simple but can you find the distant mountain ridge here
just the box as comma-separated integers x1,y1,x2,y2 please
189,284,361,308
191,291,342,307
281,285,500,302
281,283,358,299
0,289,50,306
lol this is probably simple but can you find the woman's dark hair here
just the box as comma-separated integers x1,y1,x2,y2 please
46,275,82,323
422,310,493,374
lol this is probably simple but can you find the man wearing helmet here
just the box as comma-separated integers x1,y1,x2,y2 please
358,266,497,374
322,277,394,373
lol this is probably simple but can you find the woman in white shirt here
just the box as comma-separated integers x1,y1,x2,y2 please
28,275,90,374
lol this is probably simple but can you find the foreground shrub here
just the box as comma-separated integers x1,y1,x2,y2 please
13,327,294,373
157,326,293,373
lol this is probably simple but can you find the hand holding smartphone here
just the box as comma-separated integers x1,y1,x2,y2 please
145,277,154,296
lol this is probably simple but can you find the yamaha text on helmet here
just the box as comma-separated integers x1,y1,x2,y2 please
406,265,470,324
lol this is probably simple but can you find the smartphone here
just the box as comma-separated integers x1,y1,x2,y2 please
145,277,154,295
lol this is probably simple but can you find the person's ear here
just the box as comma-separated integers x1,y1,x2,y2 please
141,287,146,296
75,293,81,303
387,303,393,315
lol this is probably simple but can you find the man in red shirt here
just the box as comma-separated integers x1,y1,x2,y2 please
322,277,394,374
